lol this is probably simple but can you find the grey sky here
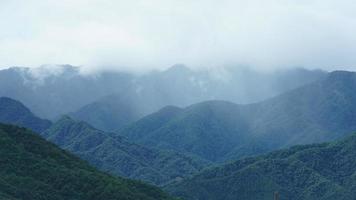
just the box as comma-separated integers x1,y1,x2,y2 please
1,0,356,72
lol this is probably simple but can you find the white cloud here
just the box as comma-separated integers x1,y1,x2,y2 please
1,0,356,72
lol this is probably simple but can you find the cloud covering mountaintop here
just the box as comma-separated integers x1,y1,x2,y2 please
1,0,356,72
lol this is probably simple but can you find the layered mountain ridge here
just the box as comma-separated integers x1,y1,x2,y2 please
120,71,356,162
42,116,209,185
0,97,209,185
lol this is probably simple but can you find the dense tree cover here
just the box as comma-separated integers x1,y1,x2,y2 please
0,123,176,200
42,116,209,185
0,97,51,132
166,133,356,200
120,71,356,162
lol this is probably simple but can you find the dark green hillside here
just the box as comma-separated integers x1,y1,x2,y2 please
0,123,175,200
42,116,209,185
166,133,356,200
120,71,356,162
0,97,51,132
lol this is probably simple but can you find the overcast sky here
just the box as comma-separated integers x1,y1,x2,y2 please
1,0,356,72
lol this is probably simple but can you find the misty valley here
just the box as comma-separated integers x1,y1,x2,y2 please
0,65,356,200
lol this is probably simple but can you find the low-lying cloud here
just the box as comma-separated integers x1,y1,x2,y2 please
1,0,356,72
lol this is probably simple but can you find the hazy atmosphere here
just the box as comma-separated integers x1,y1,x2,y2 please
2,1,356,200
1,0,356,72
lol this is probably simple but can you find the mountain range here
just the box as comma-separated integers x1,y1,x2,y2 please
0,64,325,131
71,66,326,131
1,70,355,182
0,97,209,185
1,65,356,200
120,71,356,162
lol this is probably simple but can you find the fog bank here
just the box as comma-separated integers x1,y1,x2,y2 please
1,1,356,72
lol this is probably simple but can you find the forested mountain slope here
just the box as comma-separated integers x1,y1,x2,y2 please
166,132,356,200
0,123,175,200
41,116,209,185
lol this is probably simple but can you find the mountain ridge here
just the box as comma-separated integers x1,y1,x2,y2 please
42,116,210,186
165,132,356,200
0,97,209,186
70,66,326,131
0,97,52,132
120,70,356,162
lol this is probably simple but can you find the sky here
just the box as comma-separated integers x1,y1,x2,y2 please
1,0,356,72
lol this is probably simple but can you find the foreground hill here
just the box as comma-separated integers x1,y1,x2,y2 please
166,133,356,200
0,123,175,200
41,116,209,186
0,97,51,132
120,71,356,162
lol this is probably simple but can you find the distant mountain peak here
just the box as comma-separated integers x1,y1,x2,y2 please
0,96,26,104
165,64,191,74
0,96,33,115
57,114,73,121
54,115,100,132
158,105,183,113
0,97,51,132
322,70,356,89
327,70,356,80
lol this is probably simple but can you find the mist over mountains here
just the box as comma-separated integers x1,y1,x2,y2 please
3,1,356,199
0,64,325,130
119,71,356,163
1,64,356,200
0,65,133,119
